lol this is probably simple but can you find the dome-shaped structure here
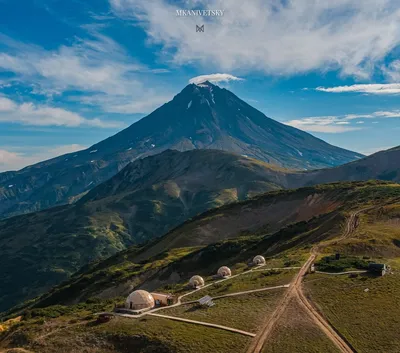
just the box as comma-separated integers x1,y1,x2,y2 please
253,255,266,265
217,266,232,277
189,275,205,288
125,290,155,310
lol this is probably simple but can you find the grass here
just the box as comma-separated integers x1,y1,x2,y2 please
320,204,400,258
182,269,295,302
162,289,286,333
1,314,250,353
304,269,400,353
262,297,340,353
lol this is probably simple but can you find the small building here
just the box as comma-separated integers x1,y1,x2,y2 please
151,292,175,307
125,290,155,311
189,275,205,288
253,255,266,266
310,263,315,273
217,266,232,278
368,263,387,276
198,295,215,307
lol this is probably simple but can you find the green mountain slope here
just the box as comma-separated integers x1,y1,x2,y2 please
1,182,399,353
288,145,400,186
1,144,399,313
0,149,292,312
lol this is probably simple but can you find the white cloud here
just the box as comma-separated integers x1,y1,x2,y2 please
0,144,86,172
0,31,172,114
110,0,400,78
285,109,400,133
284,117,363,133
382,60,400,81
315,83,400,94
0,96,122,128
189,73,243,84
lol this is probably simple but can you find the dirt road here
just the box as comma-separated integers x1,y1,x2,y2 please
246,253,316,353
247,209,366,353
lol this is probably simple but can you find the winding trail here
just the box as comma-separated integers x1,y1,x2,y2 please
246,208,370,353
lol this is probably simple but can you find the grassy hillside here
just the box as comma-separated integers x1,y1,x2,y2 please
304,270,400,353
1,141,399,314
2,181,399,315
0,149,292,313
1,181,399,353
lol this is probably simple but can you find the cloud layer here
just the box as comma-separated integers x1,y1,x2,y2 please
0,144,86,172
0,97,122,128
285,110,400,133
111,0,400,78
315,83,400,94
0,31,172,114
189,73,243,84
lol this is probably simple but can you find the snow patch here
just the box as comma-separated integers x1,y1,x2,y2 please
187,100,192,109
126,147,132,151
295,149,303,157
210,87,215,104
87,181,94,187
151,144,155,148
90,160,95,163
89,150,98,154
8,184,13,188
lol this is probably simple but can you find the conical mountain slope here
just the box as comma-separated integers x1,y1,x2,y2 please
0,81,362,219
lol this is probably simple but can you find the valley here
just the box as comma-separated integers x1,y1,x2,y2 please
1,3,400,353
1,181,399,353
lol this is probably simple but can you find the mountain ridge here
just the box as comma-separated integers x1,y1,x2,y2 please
0,82,362,220
0,144,399,313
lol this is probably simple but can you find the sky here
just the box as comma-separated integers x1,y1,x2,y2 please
0,0,400,171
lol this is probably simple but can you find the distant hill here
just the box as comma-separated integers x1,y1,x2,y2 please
0,81,362,220
0,143,399,313
0,149,293,312
288,145,400,187
1,142,400,313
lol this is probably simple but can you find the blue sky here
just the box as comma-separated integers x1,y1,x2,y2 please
0,0,400,171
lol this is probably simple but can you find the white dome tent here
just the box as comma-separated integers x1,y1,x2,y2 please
125,290,155,311
189,275,205,288
217,266,232,278
253,255,266,266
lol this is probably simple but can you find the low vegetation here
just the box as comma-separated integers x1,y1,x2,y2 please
304,269,400,353
163,290,285,333
315,255,370,272
1,314,250,353
182,269,295,302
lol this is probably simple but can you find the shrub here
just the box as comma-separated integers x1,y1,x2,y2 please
316,255,370,272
